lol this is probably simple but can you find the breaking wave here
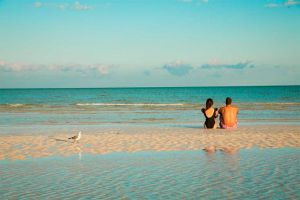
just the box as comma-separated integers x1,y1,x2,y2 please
76,103,186,106
7,104,25,107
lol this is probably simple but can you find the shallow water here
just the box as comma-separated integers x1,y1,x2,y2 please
0,86,300,134
1,148,299,199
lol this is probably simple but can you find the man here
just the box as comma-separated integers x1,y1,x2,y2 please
219,97,238,129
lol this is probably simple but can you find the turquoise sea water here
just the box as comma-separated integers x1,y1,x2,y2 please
1,148,299,199
0,86,299,134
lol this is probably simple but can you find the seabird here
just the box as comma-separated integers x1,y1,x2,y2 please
69,131,82,143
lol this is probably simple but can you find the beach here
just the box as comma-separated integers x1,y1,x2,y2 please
1,0,300,197
1,125,299,160
1,87,300,199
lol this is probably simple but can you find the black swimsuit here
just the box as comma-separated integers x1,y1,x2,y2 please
203,110,216,129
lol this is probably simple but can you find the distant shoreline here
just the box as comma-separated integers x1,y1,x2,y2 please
1,85,299,90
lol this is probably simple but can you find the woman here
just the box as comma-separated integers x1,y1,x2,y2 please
201,98,218,129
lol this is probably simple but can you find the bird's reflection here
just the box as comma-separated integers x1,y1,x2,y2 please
76,146,82,160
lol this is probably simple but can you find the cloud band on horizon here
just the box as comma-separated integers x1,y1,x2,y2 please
162,61,194,76
201,61,255,70
0,60,110,76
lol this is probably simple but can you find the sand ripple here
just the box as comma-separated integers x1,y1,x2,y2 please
0,149,299,199
0,125,299,160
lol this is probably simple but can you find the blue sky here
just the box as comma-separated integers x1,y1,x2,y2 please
0,0,300,88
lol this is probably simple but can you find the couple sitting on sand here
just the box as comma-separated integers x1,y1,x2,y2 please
201,97,238,129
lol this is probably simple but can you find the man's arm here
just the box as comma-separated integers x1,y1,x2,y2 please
218,107,223,115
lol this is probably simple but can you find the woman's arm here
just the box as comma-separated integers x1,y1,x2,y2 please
214,108,218,118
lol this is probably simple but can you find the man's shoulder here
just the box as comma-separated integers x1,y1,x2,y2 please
225,105,238,111
231,106,239,112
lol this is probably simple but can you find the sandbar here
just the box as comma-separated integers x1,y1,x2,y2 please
0,125,299,160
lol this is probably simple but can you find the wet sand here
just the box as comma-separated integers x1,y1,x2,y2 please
0,125,299,160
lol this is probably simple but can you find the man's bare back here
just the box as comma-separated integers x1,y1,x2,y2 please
219,97,239,128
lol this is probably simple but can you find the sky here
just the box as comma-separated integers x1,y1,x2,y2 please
0,0,300,88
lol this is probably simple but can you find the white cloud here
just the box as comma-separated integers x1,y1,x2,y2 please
265,3,279,8
88,65,111,75
284,0,300,6
0,60,110,76
0,60,42,72
201,61,254,70
34,1,42,8
73,1,93,11
61,64,111,76
57,4,67,10
162,61,194,76
265,0,300,8
33,1,93,11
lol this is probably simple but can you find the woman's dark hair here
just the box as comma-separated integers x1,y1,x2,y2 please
206,98,214,109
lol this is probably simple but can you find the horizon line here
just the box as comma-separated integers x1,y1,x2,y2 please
0,84,299,89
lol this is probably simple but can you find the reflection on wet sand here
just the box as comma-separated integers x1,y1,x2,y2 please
76,146,82,160
1,148,299,199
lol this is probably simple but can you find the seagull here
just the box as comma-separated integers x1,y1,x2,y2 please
68,131,82,143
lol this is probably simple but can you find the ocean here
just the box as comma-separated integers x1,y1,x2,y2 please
0,86,299,134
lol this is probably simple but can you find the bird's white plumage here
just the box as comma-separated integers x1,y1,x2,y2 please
69,131,82,143
76,131,81,141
